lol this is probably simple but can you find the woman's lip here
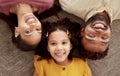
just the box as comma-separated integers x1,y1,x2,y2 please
25,15,36,23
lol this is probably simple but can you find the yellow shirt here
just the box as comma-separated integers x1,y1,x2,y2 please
34,55,92,76
59,0,120,22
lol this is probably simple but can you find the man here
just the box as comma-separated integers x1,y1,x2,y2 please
59,0,120,59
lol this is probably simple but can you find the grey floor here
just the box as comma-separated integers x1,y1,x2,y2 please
0,11,120,76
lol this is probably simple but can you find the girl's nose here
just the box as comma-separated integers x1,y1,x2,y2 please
57,44,63,50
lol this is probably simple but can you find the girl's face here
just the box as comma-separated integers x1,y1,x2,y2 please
47,30,72,65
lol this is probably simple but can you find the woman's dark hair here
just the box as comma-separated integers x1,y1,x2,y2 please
36,18,82,61
0,13,39,51
0,2,61,51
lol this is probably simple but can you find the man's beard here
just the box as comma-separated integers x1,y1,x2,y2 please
72,38,109,60
78,47,108,60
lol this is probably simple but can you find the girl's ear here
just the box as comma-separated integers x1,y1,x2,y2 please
15,27,20,37
47,46,50,52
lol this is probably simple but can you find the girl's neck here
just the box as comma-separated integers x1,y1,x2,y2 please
54,59,72,66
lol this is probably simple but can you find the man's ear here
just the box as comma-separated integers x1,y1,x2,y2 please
15,27,20,37
80,28,84,37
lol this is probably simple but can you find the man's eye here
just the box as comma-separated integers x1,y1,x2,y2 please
101,36,109,40
85,35,96,41
88,34,95,38
101,37,110,44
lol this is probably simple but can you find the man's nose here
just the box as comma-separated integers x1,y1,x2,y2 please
95,28,105,33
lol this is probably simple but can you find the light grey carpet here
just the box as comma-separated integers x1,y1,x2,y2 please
88,19,120,76
0,10,120,76
0,19,34,76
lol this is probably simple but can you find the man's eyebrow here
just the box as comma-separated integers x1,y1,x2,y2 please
84,37,94,41
85,37,108,45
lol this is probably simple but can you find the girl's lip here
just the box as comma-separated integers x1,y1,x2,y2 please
55,52,65,57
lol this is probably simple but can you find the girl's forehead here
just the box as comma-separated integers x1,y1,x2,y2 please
48,30,69,40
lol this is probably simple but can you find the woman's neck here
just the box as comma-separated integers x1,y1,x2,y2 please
17,3,33,16
10,3,34,16
54,59,72,66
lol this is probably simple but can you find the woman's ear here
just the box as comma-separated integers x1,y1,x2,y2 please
70,43,73,50
15,27,20,37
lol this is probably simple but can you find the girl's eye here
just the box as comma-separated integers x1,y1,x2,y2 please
62,42,67,45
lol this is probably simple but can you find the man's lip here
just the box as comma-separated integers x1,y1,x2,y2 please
91,21,108,30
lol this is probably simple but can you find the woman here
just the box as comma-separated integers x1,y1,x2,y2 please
0,0,54,51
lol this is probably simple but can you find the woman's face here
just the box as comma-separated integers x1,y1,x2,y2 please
15,13,42,45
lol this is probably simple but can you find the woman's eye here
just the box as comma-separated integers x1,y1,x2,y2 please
101,36,108,40
25,30,31,35
36,28,41,31
36,28,42,33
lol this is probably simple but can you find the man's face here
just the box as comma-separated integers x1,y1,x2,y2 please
81,13,111,52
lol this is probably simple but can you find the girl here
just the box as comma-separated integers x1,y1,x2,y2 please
33,18,92,76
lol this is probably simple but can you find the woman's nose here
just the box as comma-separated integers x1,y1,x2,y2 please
29,22,36,26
